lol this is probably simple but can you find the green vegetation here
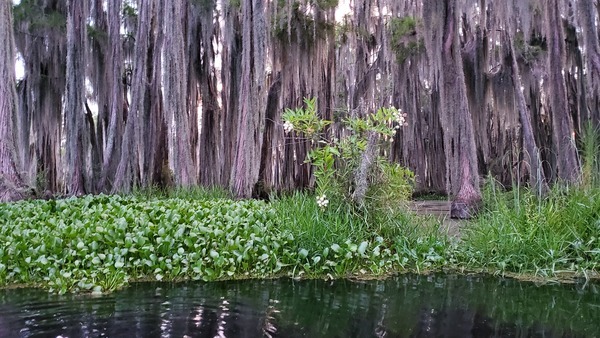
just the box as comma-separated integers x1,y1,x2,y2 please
272,2,336,42
580,121,600,189
2,100,600,294
1,182,599,294
459,180,600,277
455,122,600,278
514,31,546,64
13,0,66,31
0,191,448,294
389,16,424,64
282,97,413,211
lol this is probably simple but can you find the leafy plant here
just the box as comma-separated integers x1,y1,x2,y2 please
282,97,413,212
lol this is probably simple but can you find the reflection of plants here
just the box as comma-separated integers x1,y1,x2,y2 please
282,97,413,210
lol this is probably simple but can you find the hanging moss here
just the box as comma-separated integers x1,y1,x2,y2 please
389,16,424,64
514,31,546,64
13,1,66,32
314,0,338,10
87,24,108,44
273,2,335,43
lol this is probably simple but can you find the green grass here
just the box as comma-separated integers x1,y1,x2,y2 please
460,181,600,276
580,121,600,188
272,191,452,275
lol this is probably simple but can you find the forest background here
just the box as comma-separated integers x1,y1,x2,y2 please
1,0,599,208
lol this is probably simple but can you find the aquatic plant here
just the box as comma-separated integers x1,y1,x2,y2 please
0,193,448,293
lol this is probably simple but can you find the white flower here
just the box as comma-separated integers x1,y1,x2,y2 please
393,109,408,127
316,194,329,208
283,121,294,133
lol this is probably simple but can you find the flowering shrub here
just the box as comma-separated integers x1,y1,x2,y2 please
282,97,414,210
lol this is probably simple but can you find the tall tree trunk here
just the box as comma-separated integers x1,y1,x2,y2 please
98,0,124,192
147,1,168,189
163,0,195,188
113,0,156,193
424,1,481,218
65,0,89,195
507,32,549,195
220,3,242,189
13,0,67,193
0,1,26,202
197,2,222,188
546,0,580,183
230,0,268,198
577,0,600,126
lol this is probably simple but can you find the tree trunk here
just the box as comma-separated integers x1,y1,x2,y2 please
113,0,157,193
163,0,195,188
353,131,379,206
577,0,600,126
0,1,26,202
65,0,89,195
546,0,580,183
230,0,268,198
98,0,124,192
424,1,481,218
507,32,549,195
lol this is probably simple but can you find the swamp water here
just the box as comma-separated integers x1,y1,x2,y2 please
0,274,598,337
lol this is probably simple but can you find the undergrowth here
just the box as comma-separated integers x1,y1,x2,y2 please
460,179,600,276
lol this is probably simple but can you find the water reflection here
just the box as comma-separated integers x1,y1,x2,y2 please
0,274,598,337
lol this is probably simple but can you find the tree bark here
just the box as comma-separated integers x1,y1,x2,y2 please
230,0,268,198
163,0,195,188
353,131,379,206
546,0,580,183
507,32,549,195
577,0,600,126
424,1,481,218
113,0,156,193
98,0,124,192
65,0,89,195
0,1,26,202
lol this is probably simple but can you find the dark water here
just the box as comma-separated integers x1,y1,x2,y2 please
0,274,598,338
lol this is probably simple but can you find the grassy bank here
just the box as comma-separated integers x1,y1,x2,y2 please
0,185,598,294
460,182,600,277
